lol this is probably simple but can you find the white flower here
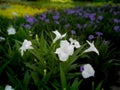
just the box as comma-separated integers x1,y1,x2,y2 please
84,40,99,55
52,30,66,43
81,64,95,79
55,40,74,61
0,36,5,41
7,26,16,35
5,85,14,90
69,38,80,48
19,39,33,56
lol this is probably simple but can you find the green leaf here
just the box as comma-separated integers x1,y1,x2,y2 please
0,86,4,90
60,63,67,90
0,60,10,74
70,78,83,90
96,81,103,90
23,70,31,89
31,71,39,86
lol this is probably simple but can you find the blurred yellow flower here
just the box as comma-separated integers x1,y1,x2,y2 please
0,4,47,18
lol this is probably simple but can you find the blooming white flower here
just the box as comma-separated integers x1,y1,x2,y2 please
19,39,33,56
52,30,66,43
69,38,80,48
0,36,5,41
7,26,16,35
83,40,99,55
5,85,14,90
55,40,74,61
81,64,95,79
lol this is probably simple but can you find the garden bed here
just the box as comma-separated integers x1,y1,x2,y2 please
0,1,120,90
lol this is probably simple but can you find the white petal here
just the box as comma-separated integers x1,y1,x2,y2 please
60,40,70,47
58,52,69,61
84,40,99,55
69,38,80,48
61,33,66,38
52,30,66,43
7,26,16,35
0,36,5,41
19,39,33,56
82,64,95,79
5,85,14,90
55,40,74,61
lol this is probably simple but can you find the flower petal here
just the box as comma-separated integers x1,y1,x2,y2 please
81,64,95,79
84,40,99,55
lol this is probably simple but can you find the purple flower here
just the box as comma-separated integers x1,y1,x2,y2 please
113,11,117,16
45,19,49,23
21,23,25,26
114,26,119,32
109,8,113,12
98,16,103,20
55,21,60,25
26,17,37,25
95,32,103,37
114,18,120,23
83,24,87,28
89,13,96,21
53,15,60,20
39,13,46,21
24,14,30,19
77,24,82,29
67,9,74,15
80,66,84,72
88,35,94,40
71,30,76,35
65,23,70,28
24,24,31,29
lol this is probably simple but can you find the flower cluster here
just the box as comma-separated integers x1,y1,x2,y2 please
53,30,99,78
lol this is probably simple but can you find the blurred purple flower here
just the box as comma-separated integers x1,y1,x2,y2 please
96,32,103,37
77,24,82,29
24,14,30,19
114,26,120,32
89,13,96,21
55,21,60,25
45,19,49,23
39,13,46,21
98,16,103,20
21,23,25,26
53,15,60,20
65,23,70,28
114,18,120,23
83,24,87,28
88,35,94,40
26,17,37,25
83,12,89,18
71,30,76,35
109,8,113,12
24,24,31,29
113,12,117,16
67,9,74,15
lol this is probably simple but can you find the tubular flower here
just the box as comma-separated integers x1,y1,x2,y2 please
52,30,66,43
81,64,95,79
55,40,74,61
19,39,33,56
84,40,99,55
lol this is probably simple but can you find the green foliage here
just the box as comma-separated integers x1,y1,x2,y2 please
0,2,120,90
